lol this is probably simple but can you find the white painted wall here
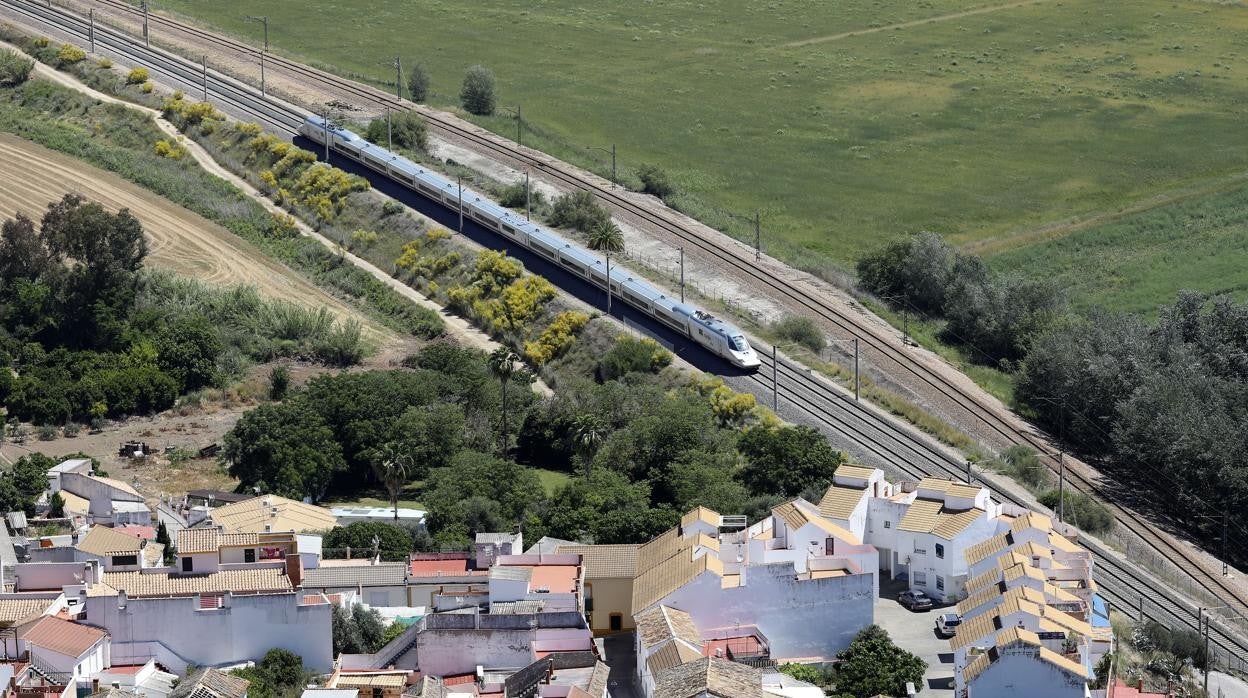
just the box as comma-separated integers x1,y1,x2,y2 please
654,562,875,660
84,592,333,671
415,628,532,676
965,646,1090,698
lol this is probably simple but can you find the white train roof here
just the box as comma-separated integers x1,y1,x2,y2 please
303,115,750,344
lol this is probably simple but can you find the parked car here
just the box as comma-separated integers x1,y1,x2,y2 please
936,612,962,637
898,590,934,611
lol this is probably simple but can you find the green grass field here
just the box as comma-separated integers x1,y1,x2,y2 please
146,0,1248,311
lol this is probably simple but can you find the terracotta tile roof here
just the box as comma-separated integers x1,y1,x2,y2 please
207,495,336,534
91,475,143,498
89,567,293,598
899,499,984,540
555,544,640,579
645,640,703,675
0,598,52,627
170,668,251,698
177,529,259,554
304,563,407,588
585,661,609,697
16,615,106,658
817,484,868,520
1010,512,1053,534
965,532,1011,566
917,477,955,493
680,507,721,529
635,605,700,649
652,657,763,698
963,627,1089,685
336,674,407,688
946,482,985,500
114,526,155,540
833,464,877,480
77,526,143,556
636,528,718,578
632,535,723,612
57,491,89,515
772,500,861,544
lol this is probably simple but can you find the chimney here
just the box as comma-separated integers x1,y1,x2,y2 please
285,553,304,588
92,680,99,693
111,682,120,690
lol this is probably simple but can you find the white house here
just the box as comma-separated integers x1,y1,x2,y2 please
302,562,411,607
815,465,891,540
631,504,877,662
174,529,311,575
46,459,93,494
863,477,997,603
964,627,1091,698
60,473,150,527
71,556,333,673
75,526,164,572
7,615,110,683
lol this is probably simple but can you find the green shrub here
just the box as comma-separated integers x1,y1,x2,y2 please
599,336,672,380
126,66,149,84
364,110,427,150
268,365,291,400
771,314,824,352
96,57,112,69
1037,489,1114,535
407,62,430,102
498,181,545,211
990,444,1051,490
637,163,675,199
382,200,404,216
349,229,379,250
37,424,58,441
0,49,35,86
549,191,611,234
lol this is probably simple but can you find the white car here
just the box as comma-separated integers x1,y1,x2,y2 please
936,612,962,638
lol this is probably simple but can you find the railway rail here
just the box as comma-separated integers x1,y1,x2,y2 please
5,0,1247,665
61,0,1248,628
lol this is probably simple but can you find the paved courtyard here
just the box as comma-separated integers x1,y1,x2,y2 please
874,578,956,696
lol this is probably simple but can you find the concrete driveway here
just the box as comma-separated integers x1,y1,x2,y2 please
874,578,956,695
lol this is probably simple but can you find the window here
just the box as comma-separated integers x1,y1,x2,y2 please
884,521,891,528
936,575,945,591
244,548,256,564
609,613,623,632
935,543,945,559
181,557,193,573
913,572,927,585
111,554,138,567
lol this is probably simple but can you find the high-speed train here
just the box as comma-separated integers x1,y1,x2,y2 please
299,115,760,370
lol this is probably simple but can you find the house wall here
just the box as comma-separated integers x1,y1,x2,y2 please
414,628,533,676
303,584,409,608
84,592,333,671
180,553,219,574
60,474,142,521
656,562,875,660
965,649,1089,698
585,578,633,635
29,638,109,681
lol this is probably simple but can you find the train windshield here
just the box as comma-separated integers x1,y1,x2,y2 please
729,335,748,352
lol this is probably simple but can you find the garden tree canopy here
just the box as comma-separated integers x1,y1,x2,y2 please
737,424,845,497
222,401,345,501
423,450,545,548
542,468,653,542
323,521,414,562
230,648,307,698
330,605,388,656
833,625,926,697
460,65,496,115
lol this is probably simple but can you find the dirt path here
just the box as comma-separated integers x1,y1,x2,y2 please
779,0,1049,49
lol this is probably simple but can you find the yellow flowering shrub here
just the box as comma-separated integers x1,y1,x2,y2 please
525,311,590,365
126,67,148,84
56,44,86,64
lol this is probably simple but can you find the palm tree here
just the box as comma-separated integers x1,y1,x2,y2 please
587,220,625,315
373,442,412,521
488,347,520,455
572,414,606,479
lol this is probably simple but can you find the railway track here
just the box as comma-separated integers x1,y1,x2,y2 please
5,0,1247,664
63,0,1248,626
747,350,1248,663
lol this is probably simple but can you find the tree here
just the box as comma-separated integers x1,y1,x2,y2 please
833,625,926,697
737,425,844,497
221,401,346,501
571,414,606,478
155,520,175,563
460,65,496,115
365,111,427,151
407,62,430,102
423,451,544,541
331,604,389,655
49,492,65,518
855,231,954,314
323,522,414,562
593,506,678,544
372,443,412,521
636,164,674,200
587,220,625,314
488,347,519,455
154,316,222,391
386,403,464,477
